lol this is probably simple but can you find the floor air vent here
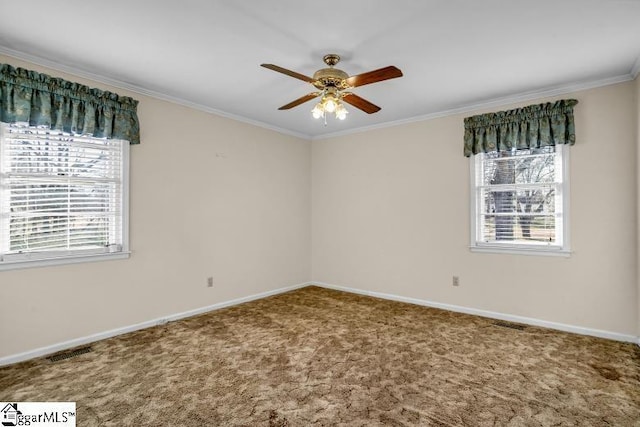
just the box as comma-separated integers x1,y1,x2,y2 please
493,321,527,331
47,346,93,362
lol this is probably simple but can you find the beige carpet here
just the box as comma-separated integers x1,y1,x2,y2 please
1,286,639,426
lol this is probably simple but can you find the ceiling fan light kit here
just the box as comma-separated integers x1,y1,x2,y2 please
261,54,403,123
311,87,348,122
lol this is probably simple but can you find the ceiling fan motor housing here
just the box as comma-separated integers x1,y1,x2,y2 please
313,68,350,89
312,53,350,89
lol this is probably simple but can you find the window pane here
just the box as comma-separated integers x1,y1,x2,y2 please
481,214,556,243
473,145,564,249
514,154,555,184
1,125,123,257
480,146,556,186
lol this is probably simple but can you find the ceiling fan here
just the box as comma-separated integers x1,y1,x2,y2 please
261,54,403,121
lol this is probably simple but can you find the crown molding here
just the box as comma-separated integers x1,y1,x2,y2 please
0,45,311,140
1,45,635,143
312,73,635,141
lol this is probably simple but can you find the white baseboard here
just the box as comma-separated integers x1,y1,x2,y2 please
311,281,639,344
0,282,310,367
3,280,637,367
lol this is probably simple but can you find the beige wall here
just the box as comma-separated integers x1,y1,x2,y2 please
312,81,638,336
2,54,638,361
0,55,312,358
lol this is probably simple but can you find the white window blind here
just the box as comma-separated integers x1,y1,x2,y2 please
0,123,128,266
471,145,569,255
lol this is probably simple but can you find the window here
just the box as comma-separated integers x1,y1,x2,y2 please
0,123,129,269
470,145,569,256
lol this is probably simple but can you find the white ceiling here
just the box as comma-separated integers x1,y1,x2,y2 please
1,0,639,139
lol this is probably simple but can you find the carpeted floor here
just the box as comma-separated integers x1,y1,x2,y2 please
1,286,639,426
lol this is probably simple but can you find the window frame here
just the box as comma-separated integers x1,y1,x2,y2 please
469,144,571,257
0,123,130,271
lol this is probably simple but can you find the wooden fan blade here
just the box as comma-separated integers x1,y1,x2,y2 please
345,66,403,88
278,92,321,110
342,93,381,114
261,64,315,83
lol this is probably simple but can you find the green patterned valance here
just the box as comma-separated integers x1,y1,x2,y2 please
463,99,577,157
0,63,140,144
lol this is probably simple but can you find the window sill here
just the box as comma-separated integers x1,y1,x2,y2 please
469,245,571,257
0,251,131,271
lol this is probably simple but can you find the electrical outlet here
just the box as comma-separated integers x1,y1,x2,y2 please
452,276,460,286
207,277,214,287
